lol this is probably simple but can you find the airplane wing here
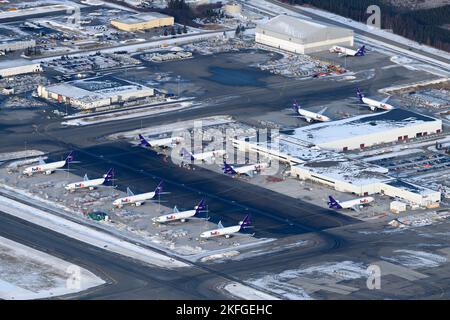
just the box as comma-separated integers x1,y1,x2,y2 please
189,216,210,221
351,205,361,212
232,232,255,238
173,205,179,213
381,96,391,104
126,187,134,197
38,158,46,165
83,174,89,181
318,106,328,115
218,221,224,229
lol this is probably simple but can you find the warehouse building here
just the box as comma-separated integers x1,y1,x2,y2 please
0,59,42,78
255,15,353,54
233,135,441,207
0,39,35,53
111,13,174,32
293,109,443,151
37,78,154,110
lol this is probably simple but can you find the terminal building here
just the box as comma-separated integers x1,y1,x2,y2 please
0,59,42,78
0,39,35,53
293,109,443,151
111,13,174,32
255,15,353,54
37,78,154,110
232,120,442,208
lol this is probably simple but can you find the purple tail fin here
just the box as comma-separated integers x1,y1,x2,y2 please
356,88,364,101
223,161,237,175
292,101,300,113
195,199,206,215
138,134,150,147
327,196,342,209
65,151,75,165
154,181,163,197
355,45,366,56
239,214,252,230
103,168,114,184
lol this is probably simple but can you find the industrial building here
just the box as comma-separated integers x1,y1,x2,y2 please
0,59,42,78
0,39,35,53
233,134,441,208
111,13,174,32
37,78,154,110
255,15,353,54
293,109,443,151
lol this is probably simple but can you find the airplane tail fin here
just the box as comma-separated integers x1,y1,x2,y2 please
64,151,75,164
327,196,342,209
292,101,300,113
180,147,194,161
103,168,114,184
356,88,364,101
195,199,206,215
138,134,150,147
154,180,163,197
355,45,366,56
239,214,252,230
223,161,237,175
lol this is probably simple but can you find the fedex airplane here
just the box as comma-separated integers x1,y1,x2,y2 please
356,88,394,111
200,215,253,239
65,168,114,192
113,181,164,208
180,147,226,162
327,195,374,211
138,134,183,149
330,45,366,57
292,102,331,123
223,161,268,176
23,151,76,176
152,199,208,223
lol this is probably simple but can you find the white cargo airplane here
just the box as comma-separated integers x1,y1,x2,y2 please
356,88,394,111
23,151,76,176
223,161,268,176
65,168,114,192
138,134,184,149
330,45,366,57
113,181,164,208
180,148,226,162
327,195,374,211
292,102,331,123
152,199,208,223
200,215,253,239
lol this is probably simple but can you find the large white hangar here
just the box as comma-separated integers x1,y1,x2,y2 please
255,14,353,54
293,109,443,151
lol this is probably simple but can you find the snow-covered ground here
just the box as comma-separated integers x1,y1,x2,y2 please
0,236,104,300
382,250,447,268
0,194,189,269
62,101,197,127
222,282,280,300
0,150,45,162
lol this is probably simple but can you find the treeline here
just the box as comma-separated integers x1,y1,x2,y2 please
283,0,450,52
161,0,223,26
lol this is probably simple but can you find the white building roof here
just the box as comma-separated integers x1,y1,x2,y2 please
114,12,172,25
386,180,438,197
256,15,352,44
0,58,40,70
293,109,440,146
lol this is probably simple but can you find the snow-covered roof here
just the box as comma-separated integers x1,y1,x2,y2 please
113,12,172,24
256,14,352,44
0,58,40,69
293,109,440,146
387,179,438,196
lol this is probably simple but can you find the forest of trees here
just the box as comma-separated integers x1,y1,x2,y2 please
162,0,223,26
282,0,450,52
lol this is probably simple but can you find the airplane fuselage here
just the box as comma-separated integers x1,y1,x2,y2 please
330,46,358,56
296,109,331,123
65,178,105,192
23,160,66,176
200,225,241,239
113,191,156,207
338,196,374,209
148,137,184,148
153,209,196,223
193,150,226,161
361,97,394,111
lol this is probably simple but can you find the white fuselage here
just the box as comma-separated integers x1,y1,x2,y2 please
296,109,331,123
192,150,226,161
149,136,184,148
233,163,268,174
330,45,357,56
65,177,105,191
200,225,241,239
361,97,394,111
153,209,196,223
113,191,156,207
339,196,374,209
23,160,66,176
